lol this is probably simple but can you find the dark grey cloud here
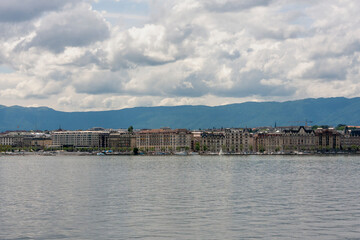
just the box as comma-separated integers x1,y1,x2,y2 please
0,22,35,39
163,69,295,99
0,0,75,22
310,40,360,60
47,70,72,82
302,59,348,81
112,51,178,70
73,70,128,95
203,0,273,12
70,50,109,68
166,73,211,97
213,70,295,98
250,26,304,40
217,50,241,60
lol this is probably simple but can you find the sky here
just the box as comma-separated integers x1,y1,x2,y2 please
0,0,359,111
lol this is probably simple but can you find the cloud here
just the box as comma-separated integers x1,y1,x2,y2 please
73,68,128,94
0,0,75,22
1,0,360,111
202,0,273,12
24,3,110,53
0,21,35,40
108,24,183,71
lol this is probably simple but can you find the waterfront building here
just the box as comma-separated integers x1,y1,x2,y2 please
201,131,226,153
224,128,252,153
191,131,203,152
341,128,360,150
0,131,34,147
315,128,341,150
282,127,317,152
0,131,52,148
0,135,24,146
255,132,283,153
51,130,110,148
255,126,317,153
136,128,192,152
24,137,52,148
199,128,254,153
109,131,136,150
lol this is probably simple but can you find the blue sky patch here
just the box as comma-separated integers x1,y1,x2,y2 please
0,65,14,74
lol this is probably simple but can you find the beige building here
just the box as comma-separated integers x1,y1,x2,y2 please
341,128,360,150
191,131,203,151
200,131,226,153
256,132,283,153
24,137,52,148
0,135,24,146
109,132,136,150
199,128,254,153
225,128,252,153
255,127,342,153
282,127,317,152
0,132,52,148
136,128,192,152
255,127,317,153
315,128,341,150
52,131,109,148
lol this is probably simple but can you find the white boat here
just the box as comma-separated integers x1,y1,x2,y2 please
219,148,224,155
174,151,187,156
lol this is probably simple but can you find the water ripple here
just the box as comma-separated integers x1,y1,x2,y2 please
0,155,359,239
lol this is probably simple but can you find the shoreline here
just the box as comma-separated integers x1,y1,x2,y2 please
1,151,360,156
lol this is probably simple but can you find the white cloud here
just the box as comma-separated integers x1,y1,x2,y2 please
24,3,110,53
0,0,360,111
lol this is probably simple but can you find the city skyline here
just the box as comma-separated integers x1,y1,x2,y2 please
0,0,359,111
1,125,359,154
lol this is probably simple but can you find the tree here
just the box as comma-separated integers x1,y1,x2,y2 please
128,126,134,133
259,145,265,153
195,142,200,152
351,145,358,152
312,125,319,130
239,144,243,152
133,147,139,155
335,124,347,131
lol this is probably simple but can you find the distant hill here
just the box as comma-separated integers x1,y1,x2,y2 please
0,97,359,131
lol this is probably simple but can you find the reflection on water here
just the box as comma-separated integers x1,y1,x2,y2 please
1,155,360,239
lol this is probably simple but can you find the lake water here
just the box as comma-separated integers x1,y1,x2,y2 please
0,155,360,239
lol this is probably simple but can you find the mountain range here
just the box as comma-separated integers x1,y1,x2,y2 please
0,97,359,131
